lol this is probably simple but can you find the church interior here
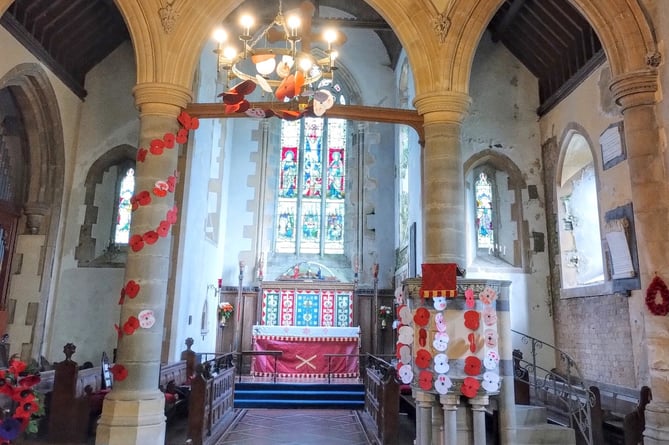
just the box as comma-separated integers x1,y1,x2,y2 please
0,0,668,444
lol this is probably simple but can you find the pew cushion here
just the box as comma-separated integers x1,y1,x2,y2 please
89,389,111,414
400,384,412,395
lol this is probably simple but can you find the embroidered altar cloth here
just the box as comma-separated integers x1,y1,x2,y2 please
251,325,360,378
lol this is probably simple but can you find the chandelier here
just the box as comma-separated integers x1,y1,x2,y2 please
213,0,340,102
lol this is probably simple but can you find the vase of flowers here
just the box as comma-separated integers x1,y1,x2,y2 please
378,305,393,330
218,302,234,327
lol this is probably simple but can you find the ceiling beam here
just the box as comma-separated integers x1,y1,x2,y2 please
491,0,527,42
185,102,424,144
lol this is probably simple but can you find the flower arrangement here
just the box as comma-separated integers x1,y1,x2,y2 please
0,359,44,443
218,302,234,323
378,305,393,321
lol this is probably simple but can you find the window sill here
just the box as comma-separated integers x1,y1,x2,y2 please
467,254,524,274
559,280,613,299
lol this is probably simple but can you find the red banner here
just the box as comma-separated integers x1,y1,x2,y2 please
252,336,359,378
421,263,458,297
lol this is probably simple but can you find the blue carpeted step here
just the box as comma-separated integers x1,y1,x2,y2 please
234,382,365,410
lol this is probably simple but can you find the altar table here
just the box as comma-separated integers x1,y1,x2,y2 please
251,325,360,378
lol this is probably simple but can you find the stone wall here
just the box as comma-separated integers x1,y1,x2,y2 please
539,65,637,388
553,294,634,385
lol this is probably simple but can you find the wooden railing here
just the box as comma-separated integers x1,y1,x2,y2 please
363,354,399,445
187,353,236,445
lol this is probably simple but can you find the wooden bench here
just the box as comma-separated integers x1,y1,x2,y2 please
39,341,199,442
590,384,651,445
187,353,236,445
362,355,399,445
46,344,109,443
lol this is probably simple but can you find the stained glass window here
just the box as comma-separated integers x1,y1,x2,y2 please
276,112,347,255
475,172,494,250
114,167,135,244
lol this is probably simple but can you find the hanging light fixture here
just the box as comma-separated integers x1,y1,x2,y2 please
212,0,339,101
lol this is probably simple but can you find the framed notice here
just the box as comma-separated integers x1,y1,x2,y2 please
600,121,626,170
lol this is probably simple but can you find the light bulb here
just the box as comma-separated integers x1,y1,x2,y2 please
324,29,337,45
299,57,312,72
240,15,254,35
223,46,238,60
287,15,301,36
213,27,228,44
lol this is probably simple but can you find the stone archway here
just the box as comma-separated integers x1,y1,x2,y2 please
0,63,66,361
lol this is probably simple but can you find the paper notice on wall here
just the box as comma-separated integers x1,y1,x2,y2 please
605,230,635,279
600,123,624,166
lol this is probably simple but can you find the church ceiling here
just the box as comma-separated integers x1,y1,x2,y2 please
1,0,601,114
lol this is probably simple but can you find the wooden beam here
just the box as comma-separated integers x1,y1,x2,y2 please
491,0,527,42
185,102,425,144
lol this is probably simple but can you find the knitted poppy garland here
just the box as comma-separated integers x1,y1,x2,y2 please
646,275,669,316
112,110,196,383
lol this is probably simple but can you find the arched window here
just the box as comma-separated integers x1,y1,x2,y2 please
475,171,494,251
76,145,136,266
113,166,135,245
276,116,347,255
464,152,529,271
557,132,604,288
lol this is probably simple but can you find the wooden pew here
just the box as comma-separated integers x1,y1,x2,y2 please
363,355,399,445
47,344,107,443
41,341,199,442
187,354,236,445
590,384,652,445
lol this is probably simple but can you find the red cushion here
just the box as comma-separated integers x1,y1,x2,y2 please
89,389,111,413
400,384,412,395
164,392,177,404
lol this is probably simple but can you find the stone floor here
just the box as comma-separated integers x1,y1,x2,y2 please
166,408,416,445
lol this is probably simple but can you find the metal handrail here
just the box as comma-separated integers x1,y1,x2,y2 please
233,350,282,383
511,329,595,445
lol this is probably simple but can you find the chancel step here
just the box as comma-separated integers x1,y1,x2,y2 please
234,382,365,410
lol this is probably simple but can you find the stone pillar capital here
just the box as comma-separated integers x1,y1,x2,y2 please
609,69,658,112
468,394,490,408
133,82,193,117
414,389,436,404
23,202,50,234
439,393,460,407
413,91,471,125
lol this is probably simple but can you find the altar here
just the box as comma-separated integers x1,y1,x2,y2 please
251,266,360,377
251,325,360,378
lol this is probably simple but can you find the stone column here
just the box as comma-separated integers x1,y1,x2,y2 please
469,395,489,445
432,398,444,445
96,83,192,445
610,69,669,444
413,92,471,265
440,393,459,445
415,390,435,445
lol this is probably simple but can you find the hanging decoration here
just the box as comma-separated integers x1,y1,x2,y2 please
112,110,198,382
645,275,669,316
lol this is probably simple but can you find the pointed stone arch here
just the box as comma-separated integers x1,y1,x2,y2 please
0,62,65,360
464,149,529,271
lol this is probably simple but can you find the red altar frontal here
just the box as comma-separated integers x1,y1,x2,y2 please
251,326,360,378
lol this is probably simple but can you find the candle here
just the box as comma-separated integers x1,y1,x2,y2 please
217,278,222,288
